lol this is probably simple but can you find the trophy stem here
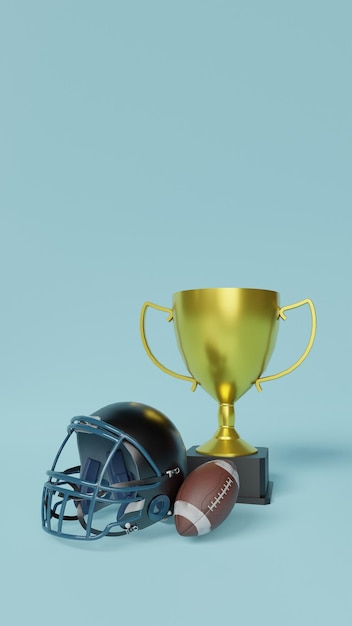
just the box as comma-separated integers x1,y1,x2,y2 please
196,403,258,458
218,402,235,428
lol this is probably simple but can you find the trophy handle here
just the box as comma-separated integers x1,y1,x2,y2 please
140,301,198,391
255,298,317,392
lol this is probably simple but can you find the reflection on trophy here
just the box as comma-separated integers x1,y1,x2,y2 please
140,288,316,503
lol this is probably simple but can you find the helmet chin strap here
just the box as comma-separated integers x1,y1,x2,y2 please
75,502,130,537
46,463,182,537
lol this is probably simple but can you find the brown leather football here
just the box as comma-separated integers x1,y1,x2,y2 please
174,459,240,536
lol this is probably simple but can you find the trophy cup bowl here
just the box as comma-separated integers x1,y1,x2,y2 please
140,288,316,459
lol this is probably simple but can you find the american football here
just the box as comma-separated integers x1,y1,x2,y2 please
174,459,240,536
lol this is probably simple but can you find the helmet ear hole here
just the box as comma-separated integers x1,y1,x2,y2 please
148,495,171,522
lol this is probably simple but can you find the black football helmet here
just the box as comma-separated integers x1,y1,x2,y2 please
42,402,187,540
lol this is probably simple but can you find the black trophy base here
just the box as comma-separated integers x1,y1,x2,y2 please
186,446,273,505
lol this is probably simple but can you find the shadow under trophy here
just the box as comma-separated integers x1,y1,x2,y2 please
140,288,316,504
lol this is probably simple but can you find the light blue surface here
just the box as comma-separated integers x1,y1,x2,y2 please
1,1,351,624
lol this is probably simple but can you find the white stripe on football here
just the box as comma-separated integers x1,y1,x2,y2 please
174,500,212,535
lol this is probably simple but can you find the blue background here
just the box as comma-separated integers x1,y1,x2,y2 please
1,1,351,623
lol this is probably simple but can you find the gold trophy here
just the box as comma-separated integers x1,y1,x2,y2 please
140,288,316,502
